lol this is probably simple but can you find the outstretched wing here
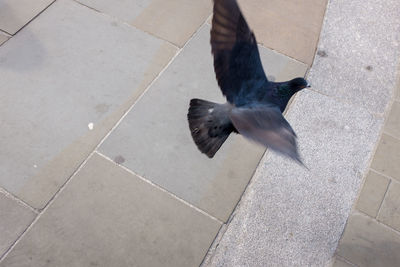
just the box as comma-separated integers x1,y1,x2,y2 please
211,0,268,105
230,105,303,164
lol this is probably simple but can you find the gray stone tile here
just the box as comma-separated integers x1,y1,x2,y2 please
0,153,221,267
397,87,400,101
0,192,36,256
207,90,383,266
308,0,400,114
0,33,8,45
237,0,327,65
396,79,400,101
99,25,307,222
384,101,400,139
371,134,400,182
356,170,390,217
132,0,211,47
77,0,212,47
333,257,354,267
0,0,177,209
0,0,54,35
378,181,400,232
396,64,400,101
337,213,400,267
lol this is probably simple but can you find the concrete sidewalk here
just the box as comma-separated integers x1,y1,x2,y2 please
204,0,400,265
0,0,399,266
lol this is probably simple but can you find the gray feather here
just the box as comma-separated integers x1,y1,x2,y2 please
229,105,303,164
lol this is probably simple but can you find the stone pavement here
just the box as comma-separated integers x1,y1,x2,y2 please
0,0,399,266
334,72,400,266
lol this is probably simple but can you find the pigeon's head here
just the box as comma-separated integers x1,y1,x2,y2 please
289,78,311,92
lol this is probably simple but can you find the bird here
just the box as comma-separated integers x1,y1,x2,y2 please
187,0,310,164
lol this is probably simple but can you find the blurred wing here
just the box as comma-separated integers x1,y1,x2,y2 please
211,0,268,104
230,105,303,163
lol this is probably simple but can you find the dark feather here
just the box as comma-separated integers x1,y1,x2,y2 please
211,0,268,105
186,0,308,164
188,99,235,158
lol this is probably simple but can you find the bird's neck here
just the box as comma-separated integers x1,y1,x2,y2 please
277,84,296,97
275,84,297,111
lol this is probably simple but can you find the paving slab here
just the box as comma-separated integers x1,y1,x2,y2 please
395,64,400,100
0,192,36,257
332,257,354,267
0,33,8,45
0,0,177,209
237,0,327,65
77,0,212,47
356,170,390,218
377,181,400,232
384,101,400,139
0,0,54,35
397,90,400,101
0,153,221,267
337,213,400,267
308,0,400,114
206,90,383,266
99,24,307,222
371,134,400,182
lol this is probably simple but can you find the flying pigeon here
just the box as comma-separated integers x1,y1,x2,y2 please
187,0,310,164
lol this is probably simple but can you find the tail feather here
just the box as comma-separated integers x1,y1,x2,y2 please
188,98,232,158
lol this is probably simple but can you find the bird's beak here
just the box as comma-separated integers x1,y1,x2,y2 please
306,82,311,88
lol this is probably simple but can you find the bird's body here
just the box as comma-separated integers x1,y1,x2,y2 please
233,79,304,112
187,0,309,163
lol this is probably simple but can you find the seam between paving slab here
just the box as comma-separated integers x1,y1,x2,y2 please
351,183,400,237
0,189,38,261
0,187,38,215
333,69,400,266
258,43,311,71
96,151,223,224
346,61,400,225
200,149,273,266
72,0,181,49
352,210,400,236
375,173,392,216
381,130,400,141
205,9,312,70
0,37,10,47
1,0,57,36
335,255,357,267
336,65,400,256
346,99,397,215
307,0,329,68
0,11,213,262
71,0,100,13
0,30,11,38
0,154,106,263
